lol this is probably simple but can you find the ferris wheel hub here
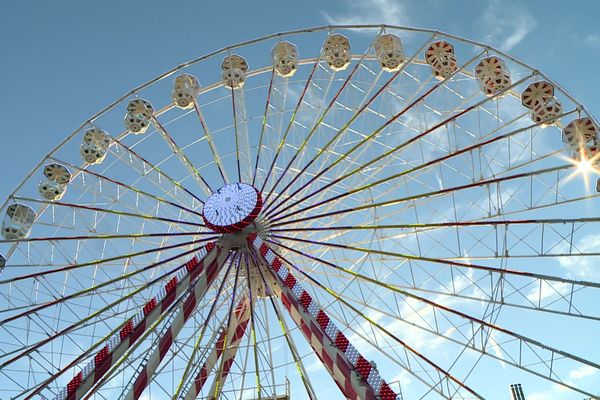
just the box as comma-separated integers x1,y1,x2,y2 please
202,183,263,233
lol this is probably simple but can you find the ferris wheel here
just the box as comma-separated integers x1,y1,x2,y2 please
2,24,600,400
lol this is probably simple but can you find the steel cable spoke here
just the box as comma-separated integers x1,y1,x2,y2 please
269,72,536,223
265,47,490,220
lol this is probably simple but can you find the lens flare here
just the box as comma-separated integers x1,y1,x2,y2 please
577,158,593,173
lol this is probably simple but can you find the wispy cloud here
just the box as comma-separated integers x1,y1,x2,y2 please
480,0,537,51
527,385,568,400
306,358,325,372
568,365,596,381
585,34,600,47
391,370,411,389
528,366,597,400
526,281,570,303
322,0,409,27
558,233,600,279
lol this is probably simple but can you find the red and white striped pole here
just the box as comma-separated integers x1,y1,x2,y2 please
122,246,230,400
248,233,400,400
205,295,251,400
183,296,251,400
56,242,222,400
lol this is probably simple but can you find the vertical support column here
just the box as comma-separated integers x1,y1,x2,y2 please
57,242,221,400
232,89,253,184
183,297,251,400
205,295,251,399
248,233,400,400
510,384,526,400
124,247,230,400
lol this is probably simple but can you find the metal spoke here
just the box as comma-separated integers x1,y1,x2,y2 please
81,278,213,400
210,253,243,399
49,156,204,219
248,255,263,400
0,231,208,244
262,33,379,209
16,243,220,400
0,244,213,364
264,34,438,218
111,137,205,205
269,237,600,392
338,288,600,398
253,236,483,399
45,244,222,400
268,72,536,223
265,46,488,219
192,99,230,185
152,115,213,195
250,254,318,399
269,237,600,321
271,164,576,228
121,247,232,400
13,196,204,230
270,108,576,224
252,70,276,187
0,236,214,286
259,57,322,194
173,255,238,400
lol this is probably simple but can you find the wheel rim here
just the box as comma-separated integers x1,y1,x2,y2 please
1,25,599,399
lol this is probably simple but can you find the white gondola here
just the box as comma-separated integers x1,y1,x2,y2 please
481,69,511,96
531,97,563,127
38,163,71,201
222,55,248,89
474,56,512,96
425,40,455,66
562,117,598,148
272,41,298,77
323,33,351,71
172,74,201,109
43,163,71,184
521,80,554,109
38,181,66,201
124,98,153,134
425,40,457,80
80,127,111,164
432,53,458,80
222,54,248,72
2,203,36,240
474,56,506,81
374,33,404,72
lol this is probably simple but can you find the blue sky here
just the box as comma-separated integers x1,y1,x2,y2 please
0,0,599,204
1,1,599,399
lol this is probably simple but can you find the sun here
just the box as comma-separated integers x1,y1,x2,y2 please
577,158,593,173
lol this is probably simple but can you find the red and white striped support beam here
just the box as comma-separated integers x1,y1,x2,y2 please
183,296,251,400
56,242,222,400
123,246,230,400
205,295,251,400
248,233,400,400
